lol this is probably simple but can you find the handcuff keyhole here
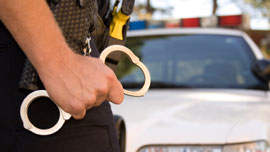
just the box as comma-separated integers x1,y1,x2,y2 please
27,97,59,129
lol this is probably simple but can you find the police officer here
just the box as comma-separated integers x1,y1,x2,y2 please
0,0,124,151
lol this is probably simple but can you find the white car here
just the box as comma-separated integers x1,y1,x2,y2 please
111,28,270,152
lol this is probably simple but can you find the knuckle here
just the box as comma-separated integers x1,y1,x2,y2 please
68,100,85,115
97,84,109,96
94,98,105,107
85,94,96,105
105,68,116,81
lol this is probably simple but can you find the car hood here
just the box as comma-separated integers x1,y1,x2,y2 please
110,89,270,151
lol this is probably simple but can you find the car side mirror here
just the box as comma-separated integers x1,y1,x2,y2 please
252,59,270,82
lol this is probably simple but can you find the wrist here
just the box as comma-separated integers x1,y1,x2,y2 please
35,44,76,78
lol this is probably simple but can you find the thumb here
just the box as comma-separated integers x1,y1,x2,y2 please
107,79,124,104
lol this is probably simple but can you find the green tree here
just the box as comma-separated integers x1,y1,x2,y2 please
134,0,219,19
243,0,270,23
133,0,172,20
243,0,270,57
133,0,154,20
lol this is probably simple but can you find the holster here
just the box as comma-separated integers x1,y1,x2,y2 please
92,0,133,71
91,16,129,71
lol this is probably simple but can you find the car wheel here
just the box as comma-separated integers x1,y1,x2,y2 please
113,115,126,152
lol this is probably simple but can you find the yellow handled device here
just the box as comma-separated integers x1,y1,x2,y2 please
109,11,130,40
109,0,134,40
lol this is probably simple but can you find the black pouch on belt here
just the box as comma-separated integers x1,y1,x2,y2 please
19,0,98,90
92,0,135,72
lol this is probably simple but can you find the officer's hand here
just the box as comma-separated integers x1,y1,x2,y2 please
0,0,123,120
38,53,124,120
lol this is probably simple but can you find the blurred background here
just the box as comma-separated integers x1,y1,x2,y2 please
110,1,270,152
113,0,270,58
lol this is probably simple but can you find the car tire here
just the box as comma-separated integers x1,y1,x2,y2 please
113,115,126,152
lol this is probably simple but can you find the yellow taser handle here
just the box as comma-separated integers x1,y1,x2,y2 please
110,11,130,40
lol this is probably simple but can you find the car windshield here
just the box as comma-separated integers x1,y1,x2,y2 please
116,34,267,90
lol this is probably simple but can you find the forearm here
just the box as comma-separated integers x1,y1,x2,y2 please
0,0,124,119
0,0,73,74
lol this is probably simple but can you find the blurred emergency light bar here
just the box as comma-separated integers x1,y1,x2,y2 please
129,14,250,30
129,20,147,30
219,15,242,27
147,20,165,29
165,20,181,28
181,18,200,27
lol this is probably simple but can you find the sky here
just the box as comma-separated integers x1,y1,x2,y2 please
134,0,270,30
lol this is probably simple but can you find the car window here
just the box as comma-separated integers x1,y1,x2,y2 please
116,34,268,90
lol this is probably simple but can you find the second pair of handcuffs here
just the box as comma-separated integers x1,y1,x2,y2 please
20,45,151,136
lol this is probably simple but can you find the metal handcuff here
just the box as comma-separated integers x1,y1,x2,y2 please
20,45,151,136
